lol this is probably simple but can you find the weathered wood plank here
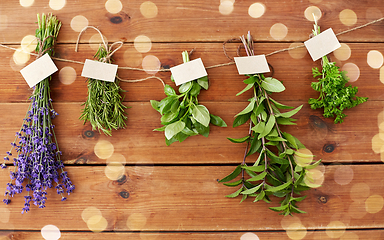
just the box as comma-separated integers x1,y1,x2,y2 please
0,42,378,103
0,165,383,231
1,230,384,240
0,101,380,164
0,1,383,43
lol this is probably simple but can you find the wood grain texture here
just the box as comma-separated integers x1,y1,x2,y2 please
0,165,383,232
0,1,383,43
0,101,380,165
1,230,384,240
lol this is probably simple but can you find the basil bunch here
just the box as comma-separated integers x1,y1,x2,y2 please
151,51,226,145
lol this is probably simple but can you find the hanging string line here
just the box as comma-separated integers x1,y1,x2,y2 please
1,16,384,74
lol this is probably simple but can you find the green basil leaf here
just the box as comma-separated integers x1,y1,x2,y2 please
243,76,257,84
190,82,201,96
197,76,209,90
150,100,160,111
261,77,285,93
192,105,210,127
276,105,303,118
210,114,227,127
252,121,265,134
193,121,210,137
235,99,256,117
233,112,251,127
227,135,250,143
225,187,243,198
223,179,243,187
276,117,297,125
179,81,192,93
269,98,294,109
241,183,263,195
247,172,267,182
258,115,275,139
164,84,176,96
161,111,179,123
165,121,185,140
247,137,261,156
265,180,292,193
253,190,265,202
242,165,264,172
269,204,289,212
236,84,253,96
153,126,166,131
219,165,242,182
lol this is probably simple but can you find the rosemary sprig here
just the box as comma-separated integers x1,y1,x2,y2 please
308,22,368,123
80,46,128,136
151,51,227,145
220,32,321,216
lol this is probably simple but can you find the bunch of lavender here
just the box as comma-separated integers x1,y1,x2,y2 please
1,13,74,213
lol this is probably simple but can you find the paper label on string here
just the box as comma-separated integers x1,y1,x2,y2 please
20,54,58,88
304,28,341,61
234,55,270,75
170,58,207,86
81,59,118,82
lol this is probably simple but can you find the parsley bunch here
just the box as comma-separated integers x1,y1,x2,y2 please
308,24,368,123
220,32,321,216
151,51,227,145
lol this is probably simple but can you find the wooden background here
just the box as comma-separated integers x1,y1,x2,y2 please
1,0,384,239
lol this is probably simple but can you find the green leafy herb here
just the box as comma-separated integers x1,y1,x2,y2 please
80,46,128,136
219,32,321,216
151,51,227,145
308,23,368,123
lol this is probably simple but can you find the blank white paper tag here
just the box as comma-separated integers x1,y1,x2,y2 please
304,28,341,61
20,54,58,88
234,55,270,75
81,59,118,82
170,58,207,86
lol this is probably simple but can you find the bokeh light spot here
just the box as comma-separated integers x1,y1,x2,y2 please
270,23,288,40
288,42,307,59
304,6,322,22
339,9,357,26
41,225,61,240
105,163,126,180
286,223,307,240
0,15,8,31
124,48,143,67
341,63,360,82
281,215,302,230
140,1,158,18
13,48,30,66
134,35,152,53
21,35,37,53
350,183,370,202
340,232,359,240
70,15,89,32
294,148,313,167
333,43,351,61
240,232,260,240
365,195,384,214
367,50,384,69
219,1,234,15
105,0,123,14
0,207,10,223
20,0,34,7
372,133,384,154
127,213,147,230
348,201,367,219
334,165,354,185
94,140,115,159
304,169,324,188
49,0,66,10
59,66,77,85
142,55,161,75
326,221,346,238
366,8,382,22
87,215,108,232
82,206,102,223
380,66,384,84
248,3,265,18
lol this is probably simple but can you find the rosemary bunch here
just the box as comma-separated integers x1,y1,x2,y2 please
308,23,368,123
1,13,74,213
151,51,227,145
80,46,128,136
219,32,320,216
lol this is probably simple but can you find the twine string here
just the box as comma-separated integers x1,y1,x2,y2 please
1,17,383,74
